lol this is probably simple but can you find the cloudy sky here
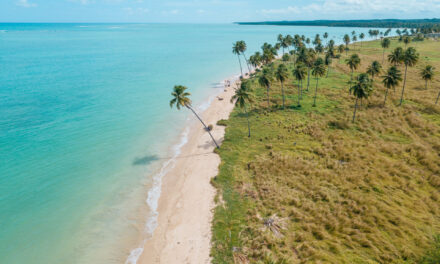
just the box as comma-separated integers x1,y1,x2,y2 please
2,0,440,23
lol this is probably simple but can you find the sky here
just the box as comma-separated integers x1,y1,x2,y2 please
1,0,440,23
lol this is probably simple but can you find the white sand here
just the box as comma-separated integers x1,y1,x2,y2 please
137,78,240,263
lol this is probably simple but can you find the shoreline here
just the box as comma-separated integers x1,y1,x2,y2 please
134,75,242,263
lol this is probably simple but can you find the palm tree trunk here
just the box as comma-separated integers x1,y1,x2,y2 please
399,65,408,106
436,89,440,105
352,97,358,122
281,81,285,109
425,80,428,90
186,105,220,149
242,53,251,74
266,84,270,108
307,68,311,91
237,55,243,77
313,77,319,106
300,80,303,99
383,87,389,107
382,48,385,64
326,66,330,78
297,81,301,106
244,104,251,137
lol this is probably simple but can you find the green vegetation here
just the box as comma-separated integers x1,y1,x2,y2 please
210,36,440,263
236,19,440,32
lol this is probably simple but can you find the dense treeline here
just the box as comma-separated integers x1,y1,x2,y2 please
237,18,440,32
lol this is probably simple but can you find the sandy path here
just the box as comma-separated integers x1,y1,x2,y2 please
137,79,239,263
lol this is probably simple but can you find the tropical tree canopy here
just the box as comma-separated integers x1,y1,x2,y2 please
367,61,382,79
170,85,191,110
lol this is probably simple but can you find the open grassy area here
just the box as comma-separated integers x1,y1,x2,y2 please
211,38,440,263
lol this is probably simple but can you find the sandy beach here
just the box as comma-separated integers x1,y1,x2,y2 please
137,77,240,263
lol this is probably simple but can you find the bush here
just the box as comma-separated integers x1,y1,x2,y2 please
217,119,228,126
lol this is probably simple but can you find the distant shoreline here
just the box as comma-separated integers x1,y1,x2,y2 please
235,18,440,28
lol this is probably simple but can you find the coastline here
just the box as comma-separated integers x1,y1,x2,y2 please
134,75,241,263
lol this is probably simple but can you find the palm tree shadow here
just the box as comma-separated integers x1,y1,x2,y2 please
198,137,225,150
133,152,216,167
132,155,160,166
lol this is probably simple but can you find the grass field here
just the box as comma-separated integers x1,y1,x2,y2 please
211,38,440,263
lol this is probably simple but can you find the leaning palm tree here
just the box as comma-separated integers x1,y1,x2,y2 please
420,65,435,90
381,38,391,63
366,61,382,80
233,41,244,77
399,47,419,106
388,47,403,66
275,64,289,109
350,73,373,122
237,40,251,73
170,85,219,148
382,66,402,106
311,58,327,106
259,67,274,108
293,64,307,106
231,83,253,137
346,53,361,83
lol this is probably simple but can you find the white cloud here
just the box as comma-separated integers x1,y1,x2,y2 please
68,0,92,5
162,9,179,15
16,0,37,8
123,7,149,14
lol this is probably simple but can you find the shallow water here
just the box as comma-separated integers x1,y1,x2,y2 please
0,23,385,263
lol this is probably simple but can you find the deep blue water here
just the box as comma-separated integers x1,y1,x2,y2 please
0,23,384,264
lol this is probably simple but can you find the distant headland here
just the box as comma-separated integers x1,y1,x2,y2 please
235,18,440,28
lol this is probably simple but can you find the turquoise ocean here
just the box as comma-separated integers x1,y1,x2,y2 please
0,23,385,264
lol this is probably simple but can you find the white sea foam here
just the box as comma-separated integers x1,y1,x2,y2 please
125,127,189,264
125,75,240,264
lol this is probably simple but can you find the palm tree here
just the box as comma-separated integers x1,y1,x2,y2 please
311,58,326,106
359,33,365,47
170,85,220,148
233,41,244,77
259,67,274,108
293,64,307,106
399,47,419,106
275,64,289,109
420,65,435,90
305,49,317,91
403,36,411,47
338,44,345,55
324,53,333,77
350,73,373,122
366,61,382,80
231,82,253,137
346,53,361,83
352,35,358,50
388,47,403,66
382,66,402,106
381,38,391,63
238,40,251,73
323,32,329,45
343,34,350,55
249,52,262,70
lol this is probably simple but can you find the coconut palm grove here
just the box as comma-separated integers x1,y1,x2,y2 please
171,26,440,263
